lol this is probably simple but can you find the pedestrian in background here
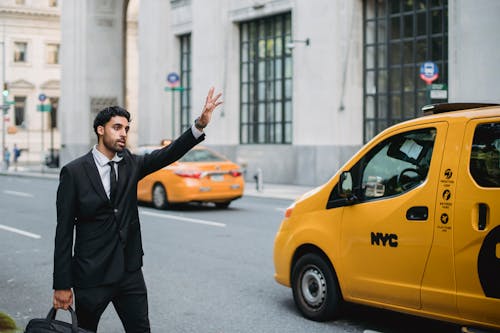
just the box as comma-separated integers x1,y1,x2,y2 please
52,87,222,332
3,146,10,170
13,143,21,171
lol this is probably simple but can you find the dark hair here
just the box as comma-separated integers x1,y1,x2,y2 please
93,106,131,139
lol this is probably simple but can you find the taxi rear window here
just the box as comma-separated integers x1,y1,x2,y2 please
179,149,225,162
470,122,500,187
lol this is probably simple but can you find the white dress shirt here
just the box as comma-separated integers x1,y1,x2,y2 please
92,146,123,199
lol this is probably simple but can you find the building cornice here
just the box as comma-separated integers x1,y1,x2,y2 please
0,6,60,19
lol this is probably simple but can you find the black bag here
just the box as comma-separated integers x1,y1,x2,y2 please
24,307,94,333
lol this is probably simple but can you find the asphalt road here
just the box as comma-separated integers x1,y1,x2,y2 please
0,175,462,333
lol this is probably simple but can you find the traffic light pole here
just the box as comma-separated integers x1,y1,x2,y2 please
1,31,6,169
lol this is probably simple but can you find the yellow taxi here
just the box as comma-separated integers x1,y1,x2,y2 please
273,103,500,330
136,144,244,209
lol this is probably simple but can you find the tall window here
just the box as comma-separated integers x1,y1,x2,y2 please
49,0,58,7
179,34,191,132
14,96,26,127
240,13,293,144
47,43,60,64
363,0,448,142
14,42,28,63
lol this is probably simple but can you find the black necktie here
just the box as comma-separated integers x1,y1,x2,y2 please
108,161,117,204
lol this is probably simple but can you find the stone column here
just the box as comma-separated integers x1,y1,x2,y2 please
60,0,126,164
137,0,172,145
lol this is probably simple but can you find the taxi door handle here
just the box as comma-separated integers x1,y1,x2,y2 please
406,206,428,221
478,203,487,231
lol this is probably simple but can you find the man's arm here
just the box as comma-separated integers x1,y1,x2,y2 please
139,87,223,178
53,166,77,309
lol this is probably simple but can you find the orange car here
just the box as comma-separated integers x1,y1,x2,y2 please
136,144,244,209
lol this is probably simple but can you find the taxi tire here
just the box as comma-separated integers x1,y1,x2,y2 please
152,183,168,210
291,253,341,322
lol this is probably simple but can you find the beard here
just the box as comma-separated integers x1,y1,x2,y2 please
103,135,126,153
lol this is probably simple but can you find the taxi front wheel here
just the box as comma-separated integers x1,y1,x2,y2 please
292,253,342,321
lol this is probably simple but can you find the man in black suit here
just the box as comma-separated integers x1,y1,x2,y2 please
53,88,222,332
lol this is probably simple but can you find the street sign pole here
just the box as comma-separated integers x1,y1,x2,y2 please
166,72,181,138
38,93,47,172
1,34,6,169
50,108,54,166
164,86,185,138
426,84,431,105
172,91,175,138
2,103,5,170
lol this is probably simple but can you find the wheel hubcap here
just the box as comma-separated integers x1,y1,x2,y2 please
301,267,326,308
153,186,165,207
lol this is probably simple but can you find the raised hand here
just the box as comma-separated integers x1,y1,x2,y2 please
196,87,223,129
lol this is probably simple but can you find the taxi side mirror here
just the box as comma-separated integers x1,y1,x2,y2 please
339,171,353,197
338,171,358,204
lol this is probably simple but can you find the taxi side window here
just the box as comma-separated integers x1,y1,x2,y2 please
328,128,436,207
469,122,500,187
360,128,435,200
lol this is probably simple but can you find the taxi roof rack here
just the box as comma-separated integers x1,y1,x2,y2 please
421,103,499,116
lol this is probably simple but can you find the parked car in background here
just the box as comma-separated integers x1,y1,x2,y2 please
136,143,244,209
273,103,500,331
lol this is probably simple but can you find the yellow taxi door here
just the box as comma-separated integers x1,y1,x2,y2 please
339,123,447,309
454,119,500,326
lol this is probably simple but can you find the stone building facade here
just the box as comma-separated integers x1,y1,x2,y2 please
0,0,61,167
5,0,499,185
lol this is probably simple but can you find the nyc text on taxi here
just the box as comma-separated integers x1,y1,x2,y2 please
273,103,500,330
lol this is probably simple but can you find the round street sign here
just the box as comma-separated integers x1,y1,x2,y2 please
420,61,439,85
166,72,180,87
38,93,47,102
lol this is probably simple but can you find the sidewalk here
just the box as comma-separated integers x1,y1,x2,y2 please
0,165,60,180
0,165,315,201
244,181,315,201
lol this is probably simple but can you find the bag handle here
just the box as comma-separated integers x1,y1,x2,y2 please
46,306,79,333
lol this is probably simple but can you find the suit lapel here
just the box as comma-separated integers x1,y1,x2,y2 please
83,152,109,203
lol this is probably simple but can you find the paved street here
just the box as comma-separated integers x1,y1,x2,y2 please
0,174,461,332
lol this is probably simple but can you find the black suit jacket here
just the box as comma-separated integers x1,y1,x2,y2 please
53,128,204,290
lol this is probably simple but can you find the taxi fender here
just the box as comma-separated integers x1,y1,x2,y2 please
287,224,342,288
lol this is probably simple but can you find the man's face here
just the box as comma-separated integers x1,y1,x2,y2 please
98,116,130,153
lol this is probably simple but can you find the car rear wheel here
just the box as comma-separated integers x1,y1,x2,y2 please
291,253,341,321
152,183,168,209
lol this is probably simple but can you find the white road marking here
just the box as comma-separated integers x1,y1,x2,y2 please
3,190,34,198
275,207,286,213
0,224,41,239
140,210,226,228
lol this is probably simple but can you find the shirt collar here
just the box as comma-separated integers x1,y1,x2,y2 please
92,145,123,167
